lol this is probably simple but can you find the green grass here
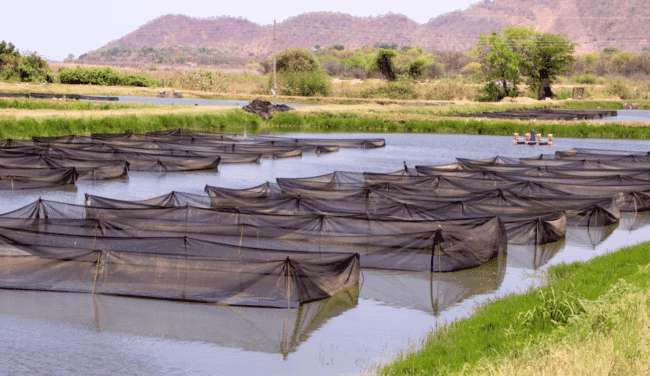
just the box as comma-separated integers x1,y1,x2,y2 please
1,99,649,140
379,241,650,375
265,111,650,139
2,105,648,141
0,109,260,139
0,98,155,111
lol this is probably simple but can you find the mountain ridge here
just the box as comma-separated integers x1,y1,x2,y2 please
92,0,650,57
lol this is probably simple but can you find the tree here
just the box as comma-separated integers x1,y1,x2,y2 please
66,53,75,61
477,27,576,101
375,49,397,81
476,28,530,100
273,48,331,97
522,32,576,98
407,59,427,79
276,48,319,73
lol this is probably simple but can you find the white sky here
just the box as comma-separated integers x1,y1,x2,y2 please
1,0,482,61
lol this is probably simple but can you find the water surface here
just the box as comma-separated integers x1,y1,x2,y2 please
1,133,649,375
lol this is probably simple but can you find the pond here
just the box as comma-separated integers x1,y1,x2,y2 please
592,109,650,122
114,96,315,107
1,133,650,376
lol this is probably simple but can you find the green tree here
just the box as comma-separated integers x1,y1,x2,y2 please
476,28,530,100
273,48,331,97
408,59,427,79
276,48,319,73
477,27,575,101
376,49,397,81
522,32,576,97
0,41,53,83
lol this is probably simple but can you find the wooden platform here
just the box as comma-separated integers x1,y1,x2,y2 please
454,109,617,121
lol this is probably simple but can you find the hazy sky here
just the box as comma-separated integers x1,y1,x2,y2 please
1,0,482,61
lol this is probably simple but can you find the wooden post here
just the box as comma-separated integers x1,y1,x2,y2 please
273,20,277,106
92,251,102,295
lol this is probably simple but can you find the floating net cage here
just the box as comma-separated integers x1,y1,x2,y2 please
0,129,386,189
1,138,649,308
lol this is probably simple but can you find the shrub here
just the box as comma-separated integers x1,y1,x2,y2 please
554,88,573,100
425,62,445,79
606,79,634,99
58,66,155,87
375,49,397,81
575,74,597,84
276,48,319,73
359,81,419,100
425,81,478,101
408,59,427,79
477,82,505,102
321,59,344,76
275,70,332,97
174,70,229,92
0,41,53,83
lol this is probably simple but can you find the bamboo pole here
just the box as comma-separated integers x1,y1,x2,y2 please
273,20,277,106
91,251,102,295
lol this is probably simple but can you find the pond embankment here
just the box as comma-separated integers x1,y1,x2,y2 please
379,241,650,375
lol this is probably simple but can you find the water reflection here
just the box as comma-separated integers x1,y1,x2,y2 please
565,222,619,249
0,284,358,357
507,240,565,270
618,211,650,232
360,255,505,316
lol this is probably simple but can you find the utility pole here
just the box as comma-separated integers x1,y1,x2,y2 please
273,19,277,106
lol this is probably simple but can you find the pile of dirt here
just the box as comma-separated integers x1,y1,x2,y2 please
242,99,292,120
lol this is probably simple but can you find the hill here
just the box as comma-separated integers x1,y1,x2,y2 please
82,0,650,63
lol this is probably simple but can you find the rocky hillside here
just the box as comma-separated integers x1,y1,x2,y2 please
92,0,649,57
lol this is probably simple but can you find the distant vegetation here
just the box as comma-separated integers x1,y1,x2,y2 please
4,33,650,101
59,66,157,87
477,26,576,101
0,40,54,83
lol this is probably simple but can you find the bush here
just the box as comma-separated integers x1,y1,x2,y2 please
276,49,319,73
408,59,427,80
554,88,573,100
174,70,229,92
275,70,332,97
425,62,445,79
376,49,397,81
58,66,155,87
0,41,54,83
321,59,344,76
606,79,634,99
477,82,506,102
359,82,420,100
341,68,367,79
425,82,477,101
575,74,597,84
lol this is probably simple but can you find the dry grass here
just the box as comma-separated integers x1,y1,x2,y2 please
0,105,239,120
463,280,650,376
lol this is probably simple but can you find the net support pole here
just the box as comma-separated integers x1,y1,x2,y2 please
238,221,245,260
92,251,102,295
273,19,277,106
283,257,292,353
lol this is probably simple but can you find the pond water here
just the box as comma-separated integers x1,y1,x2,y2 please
592,109,650,122
1,133,650,376
114,96,315,107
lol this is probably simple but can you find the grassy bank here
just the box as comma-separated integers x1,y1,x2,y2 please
378,241,650,375
0,109,260,139
1,104,649,141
